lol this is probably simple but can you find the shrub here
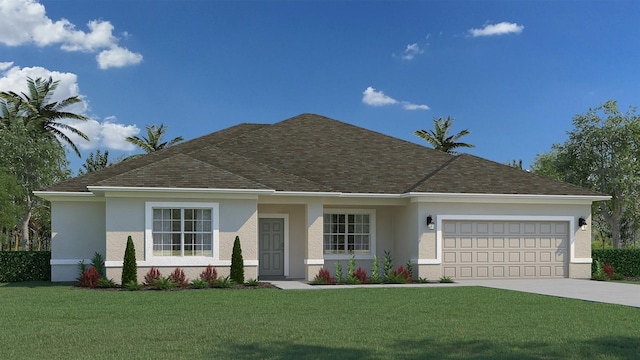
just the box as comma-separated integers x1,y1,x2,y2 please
592,260,608,281
96,278,116,288
230,236,244,284
77,266,101,288
334,261,343,283
353,267,368,284
347,253,356,278
245,278,260,287
144,267,162,286
311,268,335,285
383,251,393,282
416,277,429,283
121,236,137,286
169,267,188,287
603,263,616,280
213,276,234,288
592,249,640,277
385,266,411,284
405,260,414,281
153,277,177,290
123,280,142,291
370,254,381,284
91,252,106,279
0,251,50,282
439,276,454,283
190,278,209,289
199,265,218,286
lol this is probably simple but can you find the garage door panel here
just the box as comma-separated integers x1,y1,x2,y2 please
442,221,568,279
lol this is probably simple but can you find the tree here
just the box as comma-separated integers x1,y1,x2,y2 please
506,159,524,170
78,150,113,175
121,236,137,285
0,116,70,250
0,77,89,157
126,124,184,154
1,77,81,250
531,100,640,248
414,116,474,154
230,236,244,284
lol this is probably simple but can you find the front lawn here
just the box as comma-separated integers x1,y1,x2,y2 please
1,283,639,359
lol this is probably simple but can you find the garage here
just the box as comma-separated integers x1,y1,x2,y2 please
442,220,568,279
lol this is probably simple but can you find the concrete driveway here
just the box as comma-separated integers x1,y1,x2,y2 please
457,279,640,308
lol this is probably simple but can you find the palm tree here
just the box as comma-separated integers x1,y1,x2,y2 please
0,77,89,157
126,124,184,154
78,149,113,175
414,116,474,154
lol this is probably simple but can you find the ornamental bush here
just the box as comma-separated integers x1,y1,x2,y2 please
169,267,188,287
144,267,162,286
311,268,334,285
77,266,101,288
199,265,218,286
592,249,640,277
121,236,137,286
230,236,244,284
0,251,50,282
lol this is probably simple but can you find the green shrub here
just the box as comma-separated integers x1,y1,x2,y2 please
439,276,454,283
96,278,116,288
91,252,106,279
405,260,414,281
121,236,137,285
369,254,381,284
213,276,234,288
416,277,429,283
383,251,393,282
230,236,244,284
592,249,640,277
245,278,260,287
123,280,142,291
190,278,209,289
153,277,177,290
0,251,50,282
334,261,343,283
592,260,608,281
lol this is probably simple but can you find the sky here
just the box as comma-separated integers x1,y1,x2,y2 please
1,0,639,174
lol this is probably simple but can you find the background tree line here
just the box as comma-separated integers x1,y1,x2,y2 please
0,77,182,251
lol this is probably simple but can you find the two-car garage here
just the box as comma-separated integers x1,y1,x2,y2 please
441,220,568,279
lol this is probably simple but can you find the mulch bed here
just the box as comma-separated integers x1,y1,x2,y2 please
78,282,278,291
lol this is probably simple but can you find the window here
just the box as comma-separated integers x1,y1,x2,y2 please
323,210,375,257
145,202,219,262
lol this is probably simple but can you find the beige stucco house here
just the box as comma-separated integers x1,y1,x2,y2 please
36,114,609,283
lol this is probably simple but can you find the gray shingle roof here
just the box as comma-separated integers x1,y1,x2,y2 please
46,113,601,196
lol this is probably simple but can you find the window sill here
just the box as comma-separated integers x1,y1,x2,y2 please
323,254,374,261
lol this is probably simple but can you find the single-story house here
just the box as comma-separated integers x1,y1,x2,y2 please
36,113,609,283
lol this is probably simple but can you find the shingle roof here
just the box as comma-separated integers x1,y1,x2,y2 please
46,113,601,196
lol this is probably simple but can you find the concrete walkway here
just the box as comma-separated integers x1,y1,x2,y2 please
270,279,640,308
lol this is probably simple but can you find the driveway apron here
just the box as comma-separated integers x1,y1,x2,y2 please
457,279,640,308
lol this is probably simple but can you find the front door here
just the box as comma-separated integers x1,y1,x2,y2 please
259,218,285,277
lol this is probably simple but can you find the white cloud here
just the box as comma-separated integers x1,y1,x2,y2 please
469,22,524,37
97,46,144,69
402,102,430,111
0,0,142,68
63,117,139,151
0,61,13,71
0,64,139,151
362,86,398,106
362,87,429,111
400,43,424,60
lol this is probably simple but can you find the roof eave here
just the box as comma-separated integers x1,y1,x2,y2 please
406,192,611,204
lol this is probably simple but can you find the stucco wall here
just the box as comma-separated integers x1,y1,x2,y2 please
50,200,105,281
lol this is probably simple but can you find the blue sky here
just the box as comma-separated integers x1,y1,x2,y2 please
1,0,639,174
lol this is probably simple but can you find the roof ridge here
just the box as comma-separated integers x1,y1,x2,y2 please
403,155,460,193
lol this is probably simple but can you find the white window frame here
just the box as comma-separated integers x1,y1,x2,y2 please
323,209,376,260
145,201,220,266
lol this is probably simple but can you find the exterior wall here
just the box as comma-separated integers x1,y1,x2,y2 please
50,200,105,281
414,201,593,279
103,196,259,283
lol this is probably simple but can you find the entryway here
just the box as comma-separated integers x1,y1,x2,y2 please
258,217,285,279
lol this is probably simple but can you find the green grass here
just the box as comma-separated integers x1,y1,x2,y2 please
2,282,640,359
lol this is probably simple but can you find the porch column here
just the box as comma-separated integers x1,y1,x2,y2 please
303,200,324,281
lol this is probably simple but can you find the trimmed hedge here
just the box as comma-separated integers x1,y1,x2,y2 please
592,249,640,277
0,251,51,282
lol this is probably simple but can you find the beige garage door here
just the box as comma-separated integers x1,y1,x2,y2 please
442,221,568,279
